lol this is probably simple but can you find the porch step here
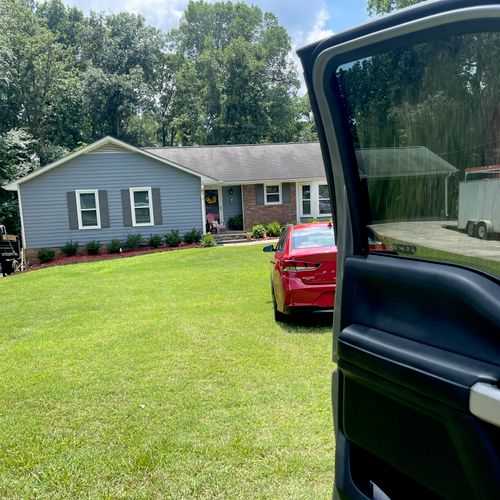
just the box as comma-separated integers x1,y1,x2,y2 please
212,231,248,245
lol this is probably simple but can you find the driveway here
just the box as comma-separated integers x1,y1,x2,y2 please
373,220,500,262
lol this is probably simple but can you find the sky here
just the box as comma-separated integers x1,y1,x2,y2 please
62,0,372,93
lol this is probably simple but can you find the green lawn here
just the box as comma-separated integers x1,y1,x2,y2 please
0,244,334,498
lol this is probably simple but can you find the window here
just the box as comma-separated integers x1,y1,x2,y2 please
264,183,282,205
301,185,312,215
130,187,154,226
318,184,332,215
291,225,335,250
76,190,101,229
335,30,500,278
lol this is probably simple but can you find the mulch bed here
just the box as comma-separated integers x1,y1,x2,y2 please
28,244,201,271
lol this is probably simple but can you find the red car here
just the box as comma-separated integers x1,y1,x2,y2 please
263,222,337,321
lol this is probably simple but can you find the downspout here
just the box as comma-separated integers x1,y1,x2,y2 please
17,185,27,270
201,184,207,235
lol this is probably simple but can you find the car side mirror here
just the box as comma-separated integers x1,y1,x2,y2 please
262,244,275,253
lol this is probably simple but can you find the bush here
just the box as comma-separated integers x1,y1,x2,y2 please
85,240,101,255
148,234,163,248
37,248,55,263
61,241,78,257
165,229,182,247
306,218,319,223
251,224,266,239
265,221,282,237
227,214,243,230
107,239,123,254
126,233,142,250
183,228,202,244
201,234,216,247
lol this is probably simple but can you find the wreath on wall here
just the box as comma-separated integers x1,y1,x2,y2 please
205,195,218,204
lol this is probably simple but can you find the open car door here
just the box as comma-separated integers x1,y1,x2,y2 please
299,1,500,498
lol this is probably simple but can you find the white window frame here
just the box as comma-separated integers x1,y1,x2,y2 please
317,182,332,217
297,182,333,219
264,183,282,205
75,189,101,230
299,183,312,217
130,187,154,227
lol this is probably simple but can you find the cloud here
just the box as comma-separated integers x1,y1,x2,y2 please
304,8,335,45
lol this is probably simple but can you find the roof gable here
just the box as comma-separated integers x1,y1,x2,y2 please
3,136,216,191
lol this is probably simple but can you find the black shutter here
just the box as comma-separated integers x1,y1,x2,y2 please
152,188,163,226
98,190,110,228
67,192,79,230
282,183,292,203
121,189,132,227
255,184,264,205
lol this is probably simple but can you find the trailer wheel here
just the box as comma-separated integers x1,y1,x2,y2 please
477,222,488,240
466,221,476,237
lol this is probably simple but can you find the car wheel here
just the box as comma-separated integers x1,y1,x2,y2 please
466,221,476,237
271,285,286,322
477,221,488,240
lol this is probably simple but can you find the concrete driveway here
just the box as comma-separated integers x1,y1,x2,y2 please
372,221,500,262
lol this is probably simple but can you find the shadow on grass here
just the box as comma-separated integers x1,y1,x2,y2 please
278,312,333,334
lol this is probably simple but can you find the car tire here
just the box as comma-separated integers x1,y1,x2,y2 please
477,221,488,240
466,221,476,237
272,285,286,322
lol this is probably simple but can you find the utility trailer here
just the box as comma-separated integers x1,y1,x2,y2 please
458,166,500,239
0,225,23,276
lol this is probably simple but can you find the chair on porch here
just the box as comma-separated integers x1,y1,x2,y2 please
206,213,227,234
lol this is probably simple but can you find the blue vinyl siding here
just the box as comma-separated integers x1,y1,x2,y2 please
222,185,242,222
20,149,202,249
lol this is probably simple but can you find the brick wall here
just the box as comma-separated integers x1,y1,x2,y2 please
243,183,297,230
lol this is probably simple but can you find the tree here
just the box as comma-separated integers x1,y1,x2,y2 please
169,1,300,145
0,129,40,234
368,0,424,15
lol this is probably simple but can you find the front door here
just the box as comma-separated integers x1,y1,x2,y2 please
300,2,500,498
204,188,221,223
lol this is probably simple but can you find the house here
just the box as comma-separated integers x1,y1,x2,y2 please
3,136,456,257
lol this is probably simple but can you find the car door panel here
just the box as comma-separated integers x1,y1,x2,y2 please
299,1,500,498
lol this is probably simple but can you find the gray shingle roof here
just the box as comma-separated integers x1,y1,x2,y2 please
145,143,325,183
145,143,457,183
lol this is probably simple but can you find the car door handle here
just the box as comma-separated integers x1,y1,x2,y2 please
470,382,500,427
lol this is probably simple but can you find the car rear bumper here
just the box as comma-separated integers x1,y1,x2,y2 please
282,277,336,313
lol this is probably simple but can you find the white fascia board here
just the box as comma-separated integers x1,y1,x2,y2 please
216,177,327,186
3,136,218,191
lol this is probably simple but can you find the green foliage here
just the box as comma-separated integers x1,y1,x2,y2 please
265,221,281,237
227,214,243,230
367,0,423,15
306,218,319,223
251,224,266,239
148,234,163,248
37,248,55,263
107,239,123,254
85,240,101,255
183,228,202,244
164,229,182,247
125,233,143,250
61,241,78,257
201,234,216,247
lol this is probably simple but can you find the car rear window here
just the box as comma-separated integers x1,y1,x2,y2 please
291,226,336,249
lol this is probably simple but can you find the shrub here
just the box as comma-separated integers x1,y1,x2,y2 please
227,214,243,230
37,248,55,263
183,227,202,244
251,224,266,239
107,239,123,254
306,218,319,223
85,240,101,255
126,233,142,250
61,241,79,257
201,234,216,247
265,221,282,237
148,234,163,248
165,229,182,247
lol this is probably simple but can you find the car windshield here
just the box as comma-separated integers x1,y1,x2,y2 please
291,226,335,249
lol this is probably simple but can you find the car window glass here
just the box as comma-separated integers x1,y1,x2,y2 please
336,31,500,279
276,229,288,252
291,226,335,250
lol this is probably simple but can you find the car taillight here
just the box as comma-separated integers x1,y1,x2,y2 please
280,260,320,272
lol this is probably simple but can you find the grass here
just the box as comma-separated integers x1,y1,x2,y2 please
0,244,334,498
